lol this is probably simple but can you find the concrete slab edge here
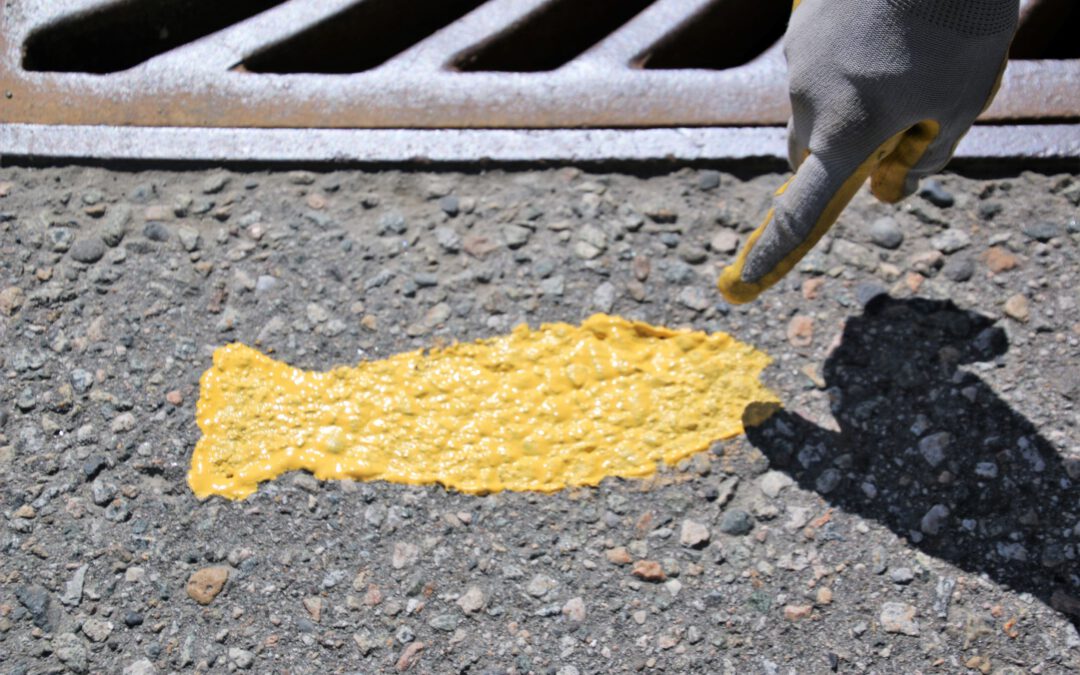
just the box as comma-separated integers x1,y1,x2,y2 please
1,124,1078,165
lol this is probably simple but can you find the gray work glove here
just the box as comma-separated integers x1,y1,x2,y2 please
719,0,1019,304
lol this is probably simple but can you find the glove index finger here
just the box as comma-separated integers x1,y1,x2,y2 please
718,131,907,305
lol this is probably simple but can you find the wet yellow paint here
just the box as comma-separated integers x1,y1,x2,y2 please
188,315,778,500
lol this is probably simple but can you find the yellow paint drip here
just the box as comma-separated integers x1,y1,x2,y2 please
188,314,779,500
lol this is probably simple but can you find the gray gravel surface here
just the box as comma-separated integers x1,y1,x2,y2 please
0,166,1078,674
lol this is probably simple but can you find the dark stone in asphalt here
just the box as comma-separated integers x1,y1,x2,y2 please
16,585,54,630
83,455,109,482
978,202,1002,220
919,180,955,208
1023,221,1061,242
718,509,754,536
143,222,170,242
439,196,460,216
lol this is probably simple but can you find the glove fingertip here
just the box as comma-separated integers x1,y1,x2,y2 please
869,170,909,204
717,264,765,305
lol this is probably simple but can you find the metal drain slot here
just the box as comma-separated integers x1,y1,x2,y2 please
1011,0,1079,59
453,0,656,72
243,0,488,73
637,0,789,70
22,0,289,73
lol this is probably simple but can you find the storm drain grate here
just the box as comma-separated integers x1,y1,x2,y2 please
1,0,1078,163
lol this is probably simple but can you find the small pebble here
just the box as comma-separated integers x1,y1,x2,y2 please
303,596,322,622
868,217,904,249
710,230,739,254
428,614,458,632
0,286,25,316
679,520,710,548
229,648,255,670
759,471,794,499
918,431,951,468
890,567,915,585
435,226,462,253
698,171,721,191
880,602,920,636
930,229,971,254
503,225,531,249
392,542,420,569
377,212,407,236
562,597,586,622
920,504,950,536
677,287,710,312
1004,293,1030,322
456,586,485,614
438,195,460,216
718,509,753,536
186,566,229,605
201,174,229,194
786,315,813,348
815,468,842,494
525,574,557,598
918,180,954,208
677,244,708,264
1022,221,1061,242
70,237,107,264
816,587,833,606
631,560,666,582
985,246,1018,273
177,227,201,252
977,202,1002,220
143,222,170,242
396,642,425,671
942,256,975,282
605,547,632,565
784,604,812,621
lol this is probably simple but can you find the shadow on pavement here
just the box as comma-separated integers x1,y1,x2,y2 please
744,296,1079,625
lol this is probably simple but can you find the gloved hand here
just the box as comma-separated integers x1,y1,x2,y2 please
718,0,1019,304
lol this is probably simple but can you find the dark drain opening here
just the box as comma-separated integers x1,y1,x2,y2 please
637,0,789,69
1011,0,1080,59
22,0,288,73
452,0,656,72
243,0,488,73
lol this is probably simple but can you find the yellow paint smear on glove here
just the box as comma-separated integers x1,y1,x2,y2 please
188,314,779,500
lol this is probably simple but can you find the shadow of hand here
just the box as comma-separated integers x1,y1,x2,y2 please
745,296,1079,624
